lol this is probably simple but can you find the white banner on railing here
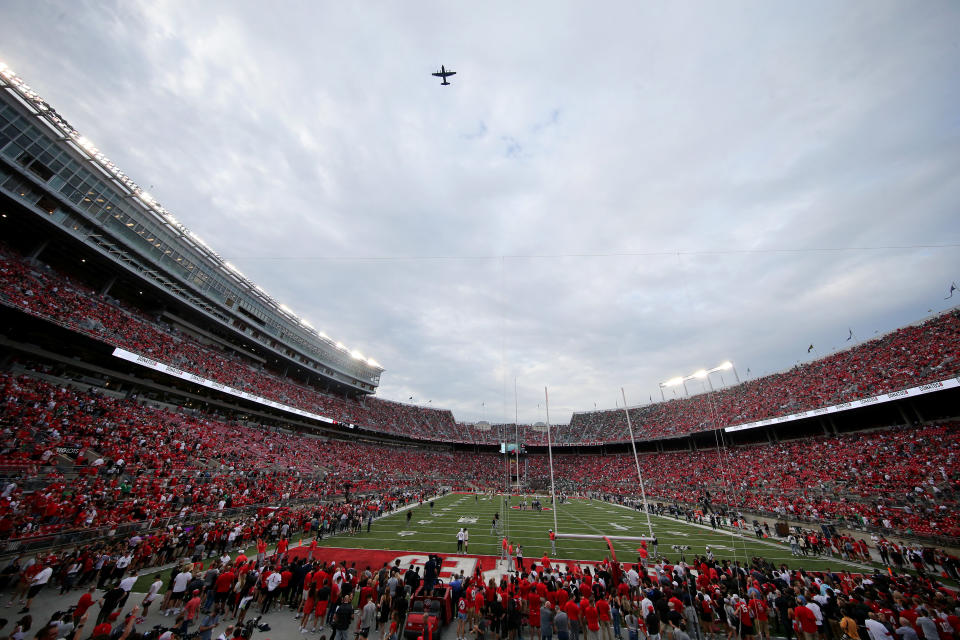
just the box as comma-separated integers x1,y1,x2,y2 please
112,347,336,424
723,376,960,433
114,347,959,441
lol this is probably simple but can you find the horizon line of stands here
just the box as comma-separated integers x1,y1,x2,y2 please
1,371,957,546
2,245,960,448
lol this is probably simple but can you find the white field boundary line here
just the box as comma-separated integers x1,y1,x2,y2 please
602,500,875,572
303,535,815,558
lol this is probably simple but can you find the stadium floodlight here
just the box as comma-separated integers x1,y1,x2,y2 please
708,360,740,384
662,360,740,398
658,376,685,401
350,350,364,360
688,369,713,392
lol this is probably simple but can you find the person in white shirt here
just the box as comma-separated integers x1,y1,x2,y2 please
807,599,823,625
865,614,894,640
262,570,283,614
114,553,132,580
141,577,164,620
23,565,52,612
641,596,654,618
116,571,139,610
118,572,138,592
216,627,236,640
166,569,193,616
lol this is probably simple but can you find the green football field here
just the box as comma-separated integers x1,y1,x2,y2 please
315,493,870,573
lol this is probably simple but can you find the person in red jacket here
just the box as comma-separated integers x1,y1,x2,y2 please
584,597,601,640
565,599,581,640
597,596,612,640
212,569,234,614
737,596,754,640
748,595,769,640
254,538,266,563
793,597,818,640
529,592,543,640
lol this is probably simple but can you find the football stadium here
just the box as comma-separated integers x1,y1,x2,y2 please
0,5,959,640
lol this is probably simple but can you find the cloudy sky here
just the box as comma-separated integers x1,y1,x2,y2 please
2,1,959,423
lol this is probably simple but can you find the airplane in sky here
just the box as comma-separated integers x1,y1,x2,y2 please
432,65,456,85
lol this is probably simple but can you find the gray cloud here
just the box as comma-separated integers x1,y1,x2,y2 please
2,0,959,424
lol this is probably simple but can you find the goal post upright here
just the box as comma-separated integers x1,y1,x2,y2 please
621,387,654,539
553,532,656,583
545,386,559,535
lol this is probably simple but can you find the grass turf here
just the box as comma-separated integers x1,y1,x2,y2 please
304,493,868,573
131,493,880,592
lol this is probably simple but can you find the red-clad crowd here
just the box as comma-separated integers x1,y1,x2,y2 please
0,373,463,541
3,521,959,640
520,425,960,540
564,310,960,442
0,247,467,443
2,368,958,543
3,246,960,448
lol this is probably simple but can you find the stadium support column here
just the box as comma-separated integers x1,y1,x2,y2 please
27,240,48,264
545,387,559,535
100,275,116,296
909,400,924,424
896,403,912,427
820,418,830,436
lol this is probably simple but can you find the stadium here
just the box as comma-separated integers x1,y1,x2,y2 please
1,6,959,640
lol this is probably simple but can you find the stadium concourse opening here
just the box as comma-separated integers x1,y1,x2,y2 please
0,46,959,640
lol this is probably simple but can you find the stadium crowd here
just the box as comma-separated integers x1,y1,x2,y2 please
1,369,957,544
3,246,959,447
0,373,464,541
0,246,466,444
563,309,960,442
1,519,957,640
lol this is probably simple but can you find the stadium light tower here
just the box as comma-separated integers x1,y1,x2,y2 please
659,376,686,400
706,360,740,387
691,369,712,391
662,361,739,399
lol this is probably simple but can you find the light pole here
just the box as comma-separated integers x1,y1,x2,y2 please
661,361,738,400
659,376,685,398
714,360,740,384
692,369,712,391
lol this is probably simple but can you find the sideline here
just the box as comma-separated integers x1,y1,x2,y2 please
601,499,877,572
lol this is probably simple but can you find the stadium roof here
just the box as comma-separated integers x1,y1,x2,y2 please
0,60,382,372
